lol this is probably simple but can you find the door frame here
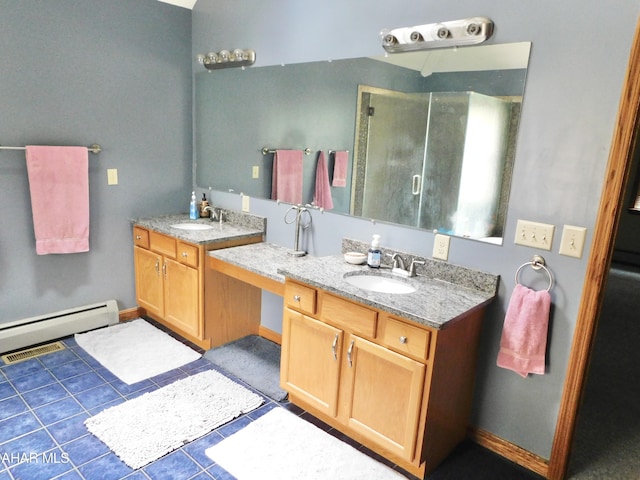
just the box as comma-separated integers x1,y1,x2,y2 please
547,16,640,480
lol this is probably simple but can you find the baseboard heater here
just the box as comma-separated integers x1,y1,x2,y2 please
0,300,119,355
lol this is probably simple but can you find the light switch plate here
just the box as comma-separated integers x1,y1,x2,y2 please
559,225,587,258
107,168,118,185
242,194,250,212
252,165,259,179
514,219,555,250
433,234,450,261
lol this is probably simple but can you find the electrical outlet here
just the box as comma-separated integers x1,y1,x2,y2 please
242,194,250,212
433,234,450,261
514,219,555,250
252,165,259,179
559,225,587,258
107,168,118,185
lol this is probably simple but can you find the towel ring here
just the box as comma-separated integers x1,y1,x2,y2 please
515,255,554,292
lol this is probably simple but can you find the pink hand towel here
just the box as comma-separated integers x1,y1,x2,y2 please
332,150,348,187
313,151,334,210
26,146,90,255
271,150,303,204
497,284,551,377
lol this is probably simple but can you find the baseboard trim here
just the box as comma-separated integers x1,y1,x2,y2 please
469,427,549,478
258,325,282,345
119,307,144,322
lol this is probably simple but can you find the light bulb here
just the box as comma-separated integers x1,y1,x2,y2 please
232,49,246,61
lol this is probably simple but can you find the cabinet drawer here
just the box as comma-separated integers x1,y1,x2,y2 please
177,241,199,268
149,231,176,258
321,294,377,338
133,227,149,249
284,282,317,316
379,315,431,361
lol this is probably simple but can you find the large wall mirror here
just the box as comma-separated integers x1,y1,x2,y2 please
195,42,531,244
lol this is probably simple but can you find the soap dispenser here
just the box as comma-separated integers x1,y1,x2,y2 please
199,193,210,218
189,191,197,220
367,234,382,268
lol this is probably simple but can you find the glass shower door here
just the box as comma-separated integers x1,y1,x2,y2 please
361,91,430,226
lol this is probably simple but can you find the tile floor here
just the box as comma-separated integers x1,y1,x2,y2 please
0,330,415,480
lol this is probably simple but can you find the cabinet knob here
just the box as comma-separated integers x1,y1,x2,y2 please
293,295,301,302
135,235,142,240
182,252,188,258
399,336,408,344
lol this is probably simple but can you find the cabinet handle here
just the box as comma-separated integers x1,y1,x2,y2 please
331,334,339,360
399,336,408,344
293,295,301,302
162,262,167,279
182,252,188,258
154,260,160,275
135,235,142,240
347,340,354,367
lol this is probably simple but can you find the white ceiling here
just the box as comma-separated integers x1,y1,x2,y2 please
158,0,196,9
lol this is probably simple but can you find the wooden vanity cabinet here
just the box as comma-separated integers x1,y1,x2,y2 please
281,279,485,478
134,227,201,343
133,225,263,349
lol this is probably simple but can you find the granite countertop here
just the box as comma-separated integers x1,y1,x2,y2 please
132,213,265,246
207,242,313,283
208,242,498,330
278,255,497,330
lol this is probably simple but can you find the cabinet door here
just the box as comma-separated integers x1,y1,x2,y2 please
281,308,343,417
341,334,426,462
134,246,164,318
164,257,200,338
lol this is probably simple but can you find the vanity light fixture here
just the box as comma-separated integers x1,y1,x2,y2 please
196,48,256,71
380,17,493,53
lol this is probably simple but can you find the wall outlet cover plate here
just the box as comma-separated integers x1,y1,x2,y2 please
433,233,450,261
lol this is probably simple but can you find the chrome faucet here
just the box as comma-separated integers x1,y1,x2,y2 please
390,253,425,277
284,205,312,256
203,205,222,224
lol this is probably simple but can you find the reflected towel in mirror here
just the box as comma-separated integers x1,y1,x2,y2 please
271,150,303,204
313,151,333,210
331,150,348,187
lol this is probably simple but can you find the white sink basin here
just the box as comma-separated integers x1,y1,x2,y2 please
170,223,215,231
343,273,416,294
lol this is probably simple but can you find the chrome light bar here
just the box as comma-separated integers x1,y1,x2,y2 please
381,17,494,53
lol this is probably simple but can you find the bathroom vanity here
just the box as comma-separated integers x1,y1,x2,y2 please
278,252,498,478
131,213,265,349
206,239,499,478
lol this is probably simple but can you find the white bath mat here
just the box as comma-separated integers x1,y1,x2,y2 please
75,318,201,384
205,408,406,479
86,369,263,469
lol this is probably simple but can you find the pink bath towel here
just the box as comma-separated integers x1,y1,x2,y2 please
332,150,348,187
26,146,90,255
313,151,334,210
271,150,303,204
497,284,551,377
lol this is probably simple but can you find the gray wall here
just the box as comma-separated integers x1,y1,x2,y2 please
193,0,640,460
0,1,192,322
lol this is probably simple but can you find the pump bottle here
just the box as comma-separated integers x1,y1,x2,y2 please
367,234,382,268
189,191,197,219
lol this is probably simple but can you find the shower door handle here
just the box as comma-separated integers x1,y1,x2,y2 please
412,175,421,195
